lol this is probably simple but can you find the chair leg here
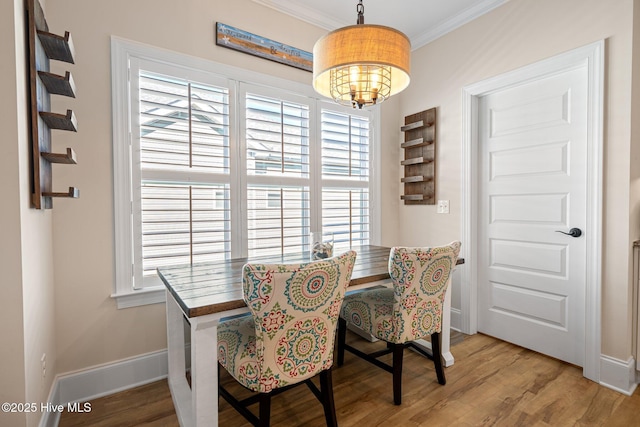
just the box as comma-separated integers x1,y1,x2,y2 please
319,369,338,427
431,332,446,385
258,393,271,427
337,317,347,366
392,343,404,405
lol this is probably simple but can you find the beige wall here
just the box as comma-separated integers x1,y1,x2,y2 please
398,0,636,360
0,2,28,425
45,0,328,374
377,96,402,246
1,0,58,426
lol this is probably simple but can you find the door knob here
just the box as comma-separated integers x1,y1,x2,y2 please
555,228,582,238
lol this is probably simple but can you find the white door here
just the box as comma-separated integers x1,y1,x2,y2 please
477,66,588,367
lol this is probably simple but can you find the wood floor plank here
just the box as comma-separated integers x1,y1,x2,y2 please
59,333,640,426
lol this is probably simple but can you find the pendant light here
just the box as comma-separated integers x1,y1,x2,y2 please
312,0,411,109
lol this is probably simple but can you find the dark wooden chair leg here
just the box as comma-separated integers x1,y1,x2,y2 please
319,369,338,427
337,317,347,366
258,393,271,427
392,343,404,405
431,332,446,385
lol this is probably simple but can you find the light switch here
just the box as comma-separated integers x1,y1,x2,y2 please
437,200,449,214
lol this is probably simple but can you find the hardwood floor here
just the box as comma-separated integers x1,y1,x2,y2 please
59,332,640,426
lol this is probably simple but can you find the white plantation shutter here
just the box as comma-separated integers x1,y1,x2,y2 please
322,188,370,248
136,70,231,288
140,183,230,274
247,185,310,257
139,73,230,173
245,94,310,178
245,92,311,257
320,109,370,251
112,40,377,306
321,111,369,181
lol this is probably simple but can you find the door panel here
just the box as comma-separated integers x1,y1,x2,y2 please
491,194,567,224
489,282,567,327
491,239,567,276
489,140,569,179
478,66,587,367
489,91,570,137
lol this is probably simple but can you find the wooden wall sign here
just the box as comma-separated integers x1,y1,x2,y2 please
215,22,312,72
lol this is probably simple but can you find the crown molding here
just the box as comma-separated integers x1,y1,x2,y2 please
251,0,348,31
252,0,507,50
411,0,507,49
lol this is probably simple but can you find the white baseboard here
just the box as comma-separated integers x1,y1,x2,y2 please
599,354,638,396
39,350,168,427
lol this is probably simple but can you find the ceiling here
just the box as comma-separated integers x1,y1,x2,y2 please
252,0,508,50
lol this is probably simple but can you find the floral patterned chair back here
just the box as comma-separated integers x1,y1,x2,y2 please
218,250,357,393
384,241,461,343
337,242,460,405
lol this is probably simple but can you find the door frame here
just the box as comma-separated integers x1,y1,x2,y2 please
460,40,604,381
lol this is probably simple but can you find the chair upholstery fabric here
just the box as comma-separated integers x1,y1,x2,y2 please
341,242,461,344
218,250,357,393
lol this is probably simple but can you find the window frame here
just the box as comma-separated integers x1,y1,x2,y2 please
111,36,380,308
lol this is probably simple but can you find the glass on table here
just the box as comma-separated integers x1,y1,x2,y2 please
310,231,334,260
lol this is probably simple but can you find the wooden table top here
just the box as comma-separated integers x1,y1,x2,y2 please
157,245,390,317
157,245,464,318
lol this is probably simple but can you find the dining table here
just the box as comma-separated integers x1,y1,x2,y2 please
157,245,463,427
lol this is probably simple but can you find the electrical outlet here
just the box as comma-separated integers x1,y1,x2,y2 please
437,200,450,214
41,353,46,379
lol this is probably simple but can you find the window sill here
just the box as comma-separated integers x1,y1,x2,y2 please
111,287,166,309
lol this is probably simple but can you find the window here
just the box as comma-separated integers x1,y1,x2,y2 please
135,71,232,289
111,37,378,308
244,91,311,257
321,110,370,250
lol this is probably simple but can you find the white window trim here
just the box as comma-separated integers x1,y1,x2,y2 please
110,36,380,308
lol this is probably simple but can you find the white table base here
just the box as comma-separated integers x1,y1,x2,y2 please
166,291,249,427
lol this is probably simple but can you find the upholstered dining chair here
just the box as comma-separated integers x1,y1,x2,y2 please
337,241,461,405
217,250,357,427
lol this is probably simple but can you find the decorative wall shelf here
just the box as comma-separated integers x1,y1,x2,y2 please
400,121,424,132
43,187,80,198
401,137,427,149
401,175,430,183
39,109,78,131
27,0,79,209
41,148,77,164
37,71,76,97
36,30,75,63
400,108,436,205
400,194,424,201
401,156,428,166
